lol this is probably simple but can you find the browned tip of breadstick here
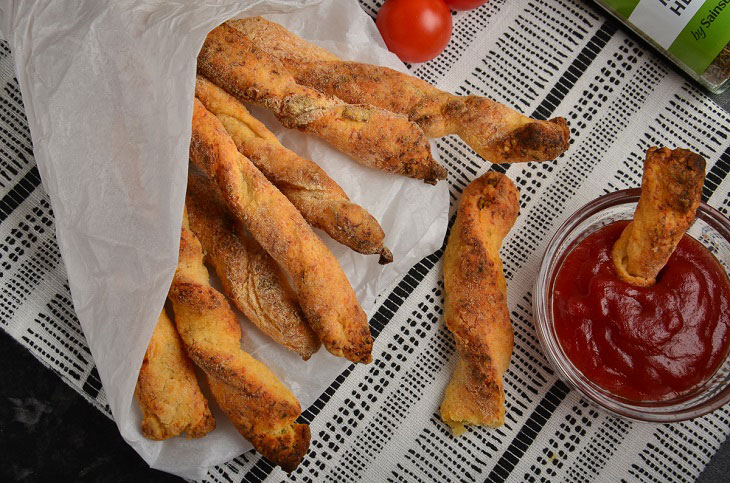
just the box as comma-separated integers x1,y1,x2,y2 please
426,161,449,185
459,97,570,163
251,421,311,473
501,117,570,162
612,147,706,287
135,310,215,440
464,172,521,235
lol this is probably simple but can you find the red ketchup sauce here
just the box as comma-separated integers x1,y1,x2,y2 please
553,220,730,401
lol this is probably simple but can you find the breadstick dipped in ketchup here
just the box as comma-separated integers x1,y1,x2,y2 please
612,147,706,287
553,147,729,402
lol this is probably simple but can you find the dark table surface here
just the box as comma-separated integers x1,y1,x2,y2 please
0,332,179,482
1,34,729,483
711,90,730,113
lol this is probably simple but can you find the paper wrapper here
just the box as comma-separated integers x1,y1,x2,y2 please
0,0,448,478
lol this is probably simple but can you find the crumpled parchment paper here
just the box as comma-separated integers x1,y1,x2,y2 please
0,0,448,478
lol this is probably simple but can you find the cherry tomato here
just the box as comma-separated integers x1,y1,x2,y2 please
444,0,489,10
376,0,452,63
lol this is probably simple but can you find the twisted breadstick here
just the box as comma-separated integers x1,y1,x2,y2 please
195,75,392,263
197,23,446,184
168,210,310,472
612,147,706,287
190,98,372,363
229,17,570,164
186,171,320,359
440,173,519,434
135,310,215,440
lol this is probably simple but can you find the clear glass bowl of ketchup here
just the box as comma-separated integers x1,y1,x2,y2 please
534,188,730,422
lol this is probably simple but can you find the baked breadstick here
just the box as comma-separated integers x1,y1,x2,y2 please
195,75,392,263
135,310,215,440
440,173,519,434
197,23,446,184
229,17,570,164
169,210,310,472
190,98,372,363
186,171,320,360
612,147,705,287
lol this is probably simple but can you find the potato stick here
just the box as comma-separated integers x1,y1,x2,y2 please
197,23,446,184
186,171,320,359
612,147,706,287
195,75,392,263
169,210,309,472
440,173,519,434
230,17,570,164
134,309,215,440
189,98,372,363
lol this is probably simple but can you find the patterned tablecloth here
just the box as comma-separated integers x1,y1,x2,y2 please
2,0,730,481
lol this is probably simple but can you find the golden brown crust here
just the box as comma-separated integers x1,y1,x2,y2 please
440,173,519,434
612,147,706,287
194,76,392,263
207,378,311,473
197,23,446,184
168,210,309,471
229,17,339,64
189,98,372,363
134,310,215,440
229,17,569,164
186,171,320,359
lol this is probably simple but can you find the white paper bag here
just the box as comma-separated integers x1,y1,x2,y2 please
0,0,448,478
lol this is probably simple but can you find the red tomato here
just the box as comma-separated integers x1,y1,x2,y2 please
444,0,489,10
376,0,452,63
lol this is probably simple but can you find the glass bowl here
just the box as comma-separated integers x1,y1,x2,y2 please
533,188,730,422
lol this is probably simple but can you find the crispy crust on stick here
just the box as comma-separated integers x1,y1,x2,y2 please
197,23,446,184
440,173,519,434
169,211,310,472
194,76,392,263
134,310,215,440
186,171,320,359
189,98,372,363
229,17,569,164
612,147,706,287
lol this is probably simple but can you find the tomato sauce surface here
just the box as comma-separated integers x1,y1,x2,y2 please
553,220,730,401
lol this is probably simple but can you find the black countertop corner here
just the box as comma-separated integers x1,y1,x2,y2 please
709,88,730,113
0,332,180,482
